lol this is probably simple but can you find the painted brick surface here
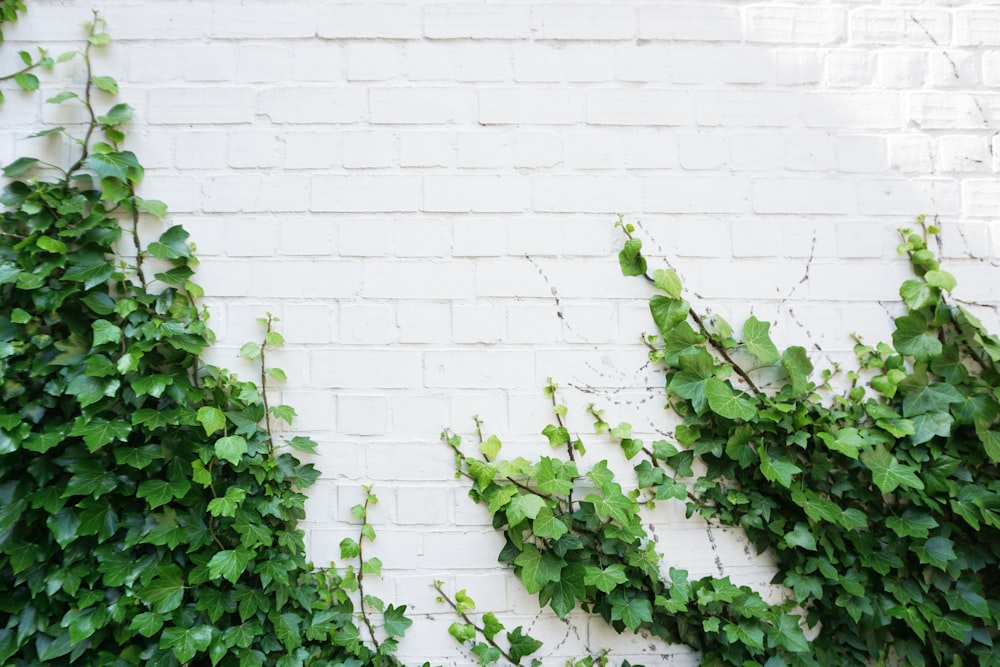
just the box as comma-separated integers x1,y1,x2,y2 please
5,1,1000,663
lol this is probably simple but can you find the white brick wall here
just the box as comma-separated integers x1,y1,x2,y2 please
7,1,1000,664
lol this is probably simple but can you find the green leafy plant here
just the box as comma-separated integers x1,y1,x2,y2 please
434,583,543,666
0,15,413,666
451,217,1000,666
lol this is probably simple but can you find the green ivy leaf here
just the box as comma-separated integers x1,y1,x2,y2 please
207,548,253,584
2,156,39,177
704,378,757,421
215,435,248,465
784,522,817,551
924,269,956,292
83,150,143,183
650,296,690,336
758,446,801,489
507,626,543,663
532,506,568,540
900,279,936,310
609,593,653,631
542,424,570,447
471,643,501,665
480,434,502,461
618,237,646,276
137,565,186,613
160,625,213,664
507,493,546,526
448,622,476,643
514,544,566,594
69,417,130,452
893,312,942,360
382,604,412,638
653,267,682,297
129,612,164,638
742,316,780,365
860,445,924,494
583,564,628,593
481,612,504,641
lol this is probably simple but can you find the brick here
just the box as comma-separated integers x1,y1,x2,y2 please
564,131,624,170
363,444,454,481
282,304,337,343
385,395,450,440
774,49,823,85
929,51,979,88
836,135,885,173
210,3,317,38
746,6,845,44
148,87,256,124
397,302,451,343
533,176,641,213
453,304,506,344
201,174,261,212
337,395,387,435
339,219,388,257
346,43,402,81
937,135,991,173
531,4,636,40
178,44,237,82
259,87,366,124
391,219,448,258
696,90,803,127
513,45,565,82
678,133,728,170
615,45,669,82
362,261,475,299
956,9,1000,46
513,131,563,168
588,90,692,126
645,176,750,214
311,175,422,212
849,8,950,45
887,135,934,174
452,219,507,257
857,178,959,215
565,44,616,82
825,51,875,88
342,131,396,169
424,175,530,213
424,4,532,39
963,180,1000,217
508,303,561,343
908,92,988,130
804,92,903,129
665,45,772,85
317,4,422,39
638,4,741,42
240,44,296,83
399,131,454,167
248,261,362,297
291,44,344,82
622,131,678,169
284,131,341,169
752,178,856,215
311,350,422,389
370,87,476,124
227,130,279,168
340,304,397,344
457,132,512,168
877,51,928,89
395,487,452,524
402,43,454,81
425,351,534,389
455,44,512,82
480,88,582,125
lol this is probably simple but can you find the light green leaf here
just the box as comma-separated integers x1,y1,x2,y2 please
653,268,682,297
584,564,628,593
743,316,780,365
532,507,568,539
197,406,227,436
215,435,248,465
893,312,942,360
618,237,646,276
480,434,501,461
2,156,39,177
650,296,690,336
924,269,956,292
704,378,757,421
900,279,936,310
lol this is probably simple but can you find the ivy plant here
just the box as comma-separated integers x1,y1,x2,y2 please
0,14,413,667
451,218,1000,666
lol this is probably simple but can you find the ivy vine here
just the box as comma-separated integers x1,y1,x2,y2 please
450,218,1000,666
0,13,414,667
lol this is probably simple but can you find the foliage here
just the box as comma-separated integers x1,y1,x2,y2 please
451,218,1000,665
0,15,413,667
435,583,543,666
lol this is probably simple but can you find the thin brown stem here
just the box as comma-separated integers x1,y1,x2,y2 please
356,492,381,653
434,583,520,666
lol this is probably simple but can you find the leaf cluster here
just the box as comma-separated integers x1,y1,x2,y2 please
453,218,1000,666
0,18,412,667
